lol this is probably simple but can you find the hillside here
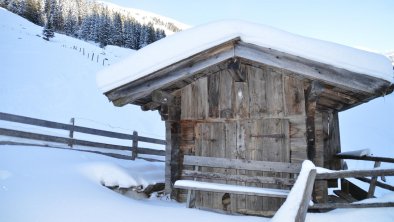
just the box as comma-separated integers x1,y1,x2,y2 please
0,7,165,140
99,0,190,34
0,0,188,50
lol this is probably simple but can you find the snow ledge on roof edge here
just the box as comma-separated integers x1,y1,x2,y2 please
97,19,394,93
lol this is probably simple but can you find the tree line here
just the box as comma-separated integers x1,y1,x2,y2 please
1,0,171,49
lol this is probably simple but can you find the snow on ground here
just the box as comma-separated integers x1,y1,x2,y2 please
306,194,394,222
1,145,394,222
0,7,165,143
0,145,264,222
97,19,393,93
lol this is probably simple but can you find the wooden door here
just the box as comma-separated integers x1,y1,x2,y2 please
194,118,290,216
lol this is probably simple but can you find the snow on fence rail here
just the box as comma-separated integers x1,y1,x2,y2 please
0,112,165,161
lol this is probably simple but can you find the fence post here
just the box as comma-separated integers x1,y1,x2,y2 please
68,117,75,148
91,53,94,61
367,161,381,198
131,131,138,160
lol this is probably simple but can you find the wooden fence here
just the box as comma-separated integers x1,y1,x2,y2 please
0,112,166,161
311,153,394,209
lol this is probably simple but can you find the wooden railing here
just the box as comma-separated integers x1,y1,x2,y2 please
0,112,166,161
310,152,394,209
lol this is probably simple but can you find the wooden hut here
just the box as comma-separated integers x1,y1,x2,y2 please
97,21,393,216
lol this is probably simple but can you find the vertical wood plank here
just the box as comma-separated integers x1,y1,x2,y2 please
219,70,234,119
196,77,208,119
225,121,237,213
289,116,308,163
235,120,248,213
233,81,250,119
284,75,306,116
181,85,192,119
266,67,284,116
208,73,220,118
248,65,267,118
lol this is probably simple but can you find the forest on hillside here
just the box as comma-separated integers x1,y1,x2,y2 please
0,0,181,49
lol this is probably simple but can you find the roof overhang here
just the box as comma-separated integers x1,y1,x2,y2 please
104,39,393,111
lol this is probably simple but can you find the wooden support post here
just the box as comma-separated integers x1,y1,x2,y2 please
305,81,324,161
68,117,75,148
161,93,181,198
305,81,325,204
131,131,138,160
367,161,381,198
91,53,94,61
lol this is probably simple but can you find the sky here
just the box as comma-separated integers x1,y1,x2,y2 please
105,0,394,53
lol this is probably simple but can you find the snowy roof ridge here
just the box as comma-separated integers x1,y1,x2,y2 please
97,19,394,93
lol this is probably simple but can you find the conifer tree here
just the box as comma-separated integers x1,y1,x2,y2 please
42,15,54,40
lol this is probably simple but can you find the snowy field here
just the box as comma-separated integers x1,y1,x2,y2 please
1,145,394,222
1,6,394,222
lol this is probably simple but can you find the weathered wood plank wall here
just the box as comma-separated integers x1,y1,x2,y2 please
171,62,309,216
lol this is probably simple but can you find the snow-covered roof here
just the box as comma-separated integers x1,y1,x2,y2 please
97,20,393,93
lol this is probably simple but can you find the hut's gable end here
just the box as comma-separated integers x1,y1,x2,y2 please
166,63,309,215
105,42,393,110
176,63,308,163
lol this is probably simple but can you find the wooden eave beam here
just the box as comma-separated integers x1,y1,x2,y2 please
234,42,392,97
105,38,240,107
108,40,392,108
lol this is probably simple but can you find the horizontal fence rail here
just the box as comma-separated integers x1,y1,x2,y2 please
0,112,166,145
336,154,394,164
0,112,166,161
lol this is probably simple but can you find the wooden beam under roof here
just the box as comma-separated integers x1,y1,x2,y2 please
106,39,392,108
106,38,239,106
234,42,391,96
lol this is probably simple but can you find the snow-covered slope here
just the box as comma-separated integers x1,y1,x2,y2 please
99,1,190,34
0,7,165,140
